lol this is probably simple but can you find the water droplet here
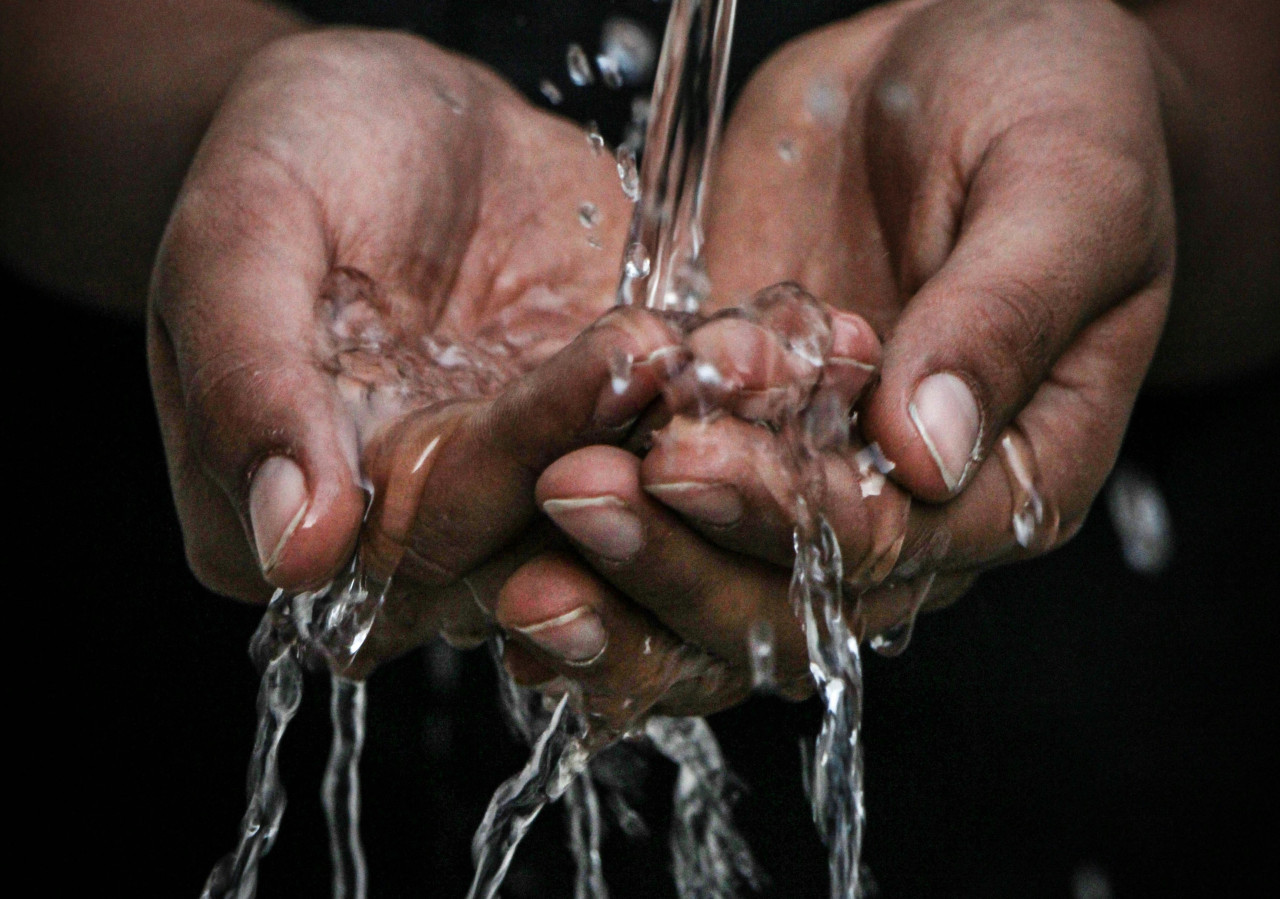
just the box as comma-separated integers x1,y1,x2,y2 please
624,242,650,278
804,78,844,124
854,442,895,498
586,122,605,156
876,78,915,116
777,137,798,163
616,146,640,201
1106,464,1173,575
539,79,564,106
609,350,634,396
567,43,595,87
578,202,601,229
587,235,603,250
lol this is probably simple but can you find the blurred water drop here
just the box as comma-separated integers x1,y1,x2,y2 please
777,137,798,163
1106,464,1173,575
567,44,595,87
539,79,564,106
600,17,658,88
596,54,625,90
1072,862,1114,899
578,202,601,229
609,350,634,396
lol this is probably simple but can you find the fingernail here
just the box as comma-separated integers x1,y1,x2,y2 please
909,372,981,493
644,482,743,526
829,313,868,359
249,456,309,574
515,607,608,665
542,496,644,561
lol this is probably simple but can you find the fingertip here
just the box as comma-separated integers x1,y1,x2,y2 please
535,445,641,507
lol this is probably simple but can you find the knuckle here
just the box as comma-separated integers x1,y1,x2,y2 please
971,277,1058,398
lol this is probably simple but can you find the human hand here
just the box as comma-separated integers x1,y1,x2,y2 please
498,0,1179,714
148,28,682,668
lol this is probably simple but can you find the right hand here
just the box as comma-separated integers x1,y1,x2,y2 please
148,28,681,666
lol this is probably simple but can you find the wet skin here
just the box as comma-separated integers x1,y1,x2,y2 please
150,0,1197,719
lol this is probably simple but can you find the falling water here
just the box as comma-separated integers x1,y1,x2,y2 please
323,677,369,899
202,562,386,899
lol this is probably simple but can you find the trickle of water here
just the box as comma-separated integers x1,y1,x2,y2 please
747,619,778,691
565,774,609,899
646,716,764,897
609,350,635,396
468,694,592,899
867,572,935,659
202,611,304,899
997,429,1061,553
567,44,595,87
323,677,369,899
1105,464,1173,575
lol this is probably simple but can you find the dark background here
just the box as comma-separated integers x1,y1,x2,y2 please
15,1,1280,896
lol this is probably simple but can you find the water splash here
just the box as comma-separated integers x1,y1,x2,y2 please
202,560,387,898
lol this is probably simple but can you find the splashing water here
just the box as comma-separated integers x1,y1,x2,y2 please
203,561,387,898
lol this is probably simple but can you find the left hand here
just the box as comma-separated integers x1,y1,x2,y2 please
495,0,1180,721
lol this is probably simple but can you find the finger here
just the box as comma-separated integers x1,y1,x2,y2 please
360,306,682,587
863,119,1173,500
151,169,367,595
640,414,912,587
495,551,749,724
665,302,879,423
535,445,814,695
890,297,1166,572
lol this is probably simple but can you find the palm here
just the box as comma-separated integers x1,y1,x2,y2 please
149,30,666,665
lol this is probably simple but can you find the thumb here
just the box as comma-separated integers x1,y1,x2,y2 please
862,121,1172,501
151,169,366,595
